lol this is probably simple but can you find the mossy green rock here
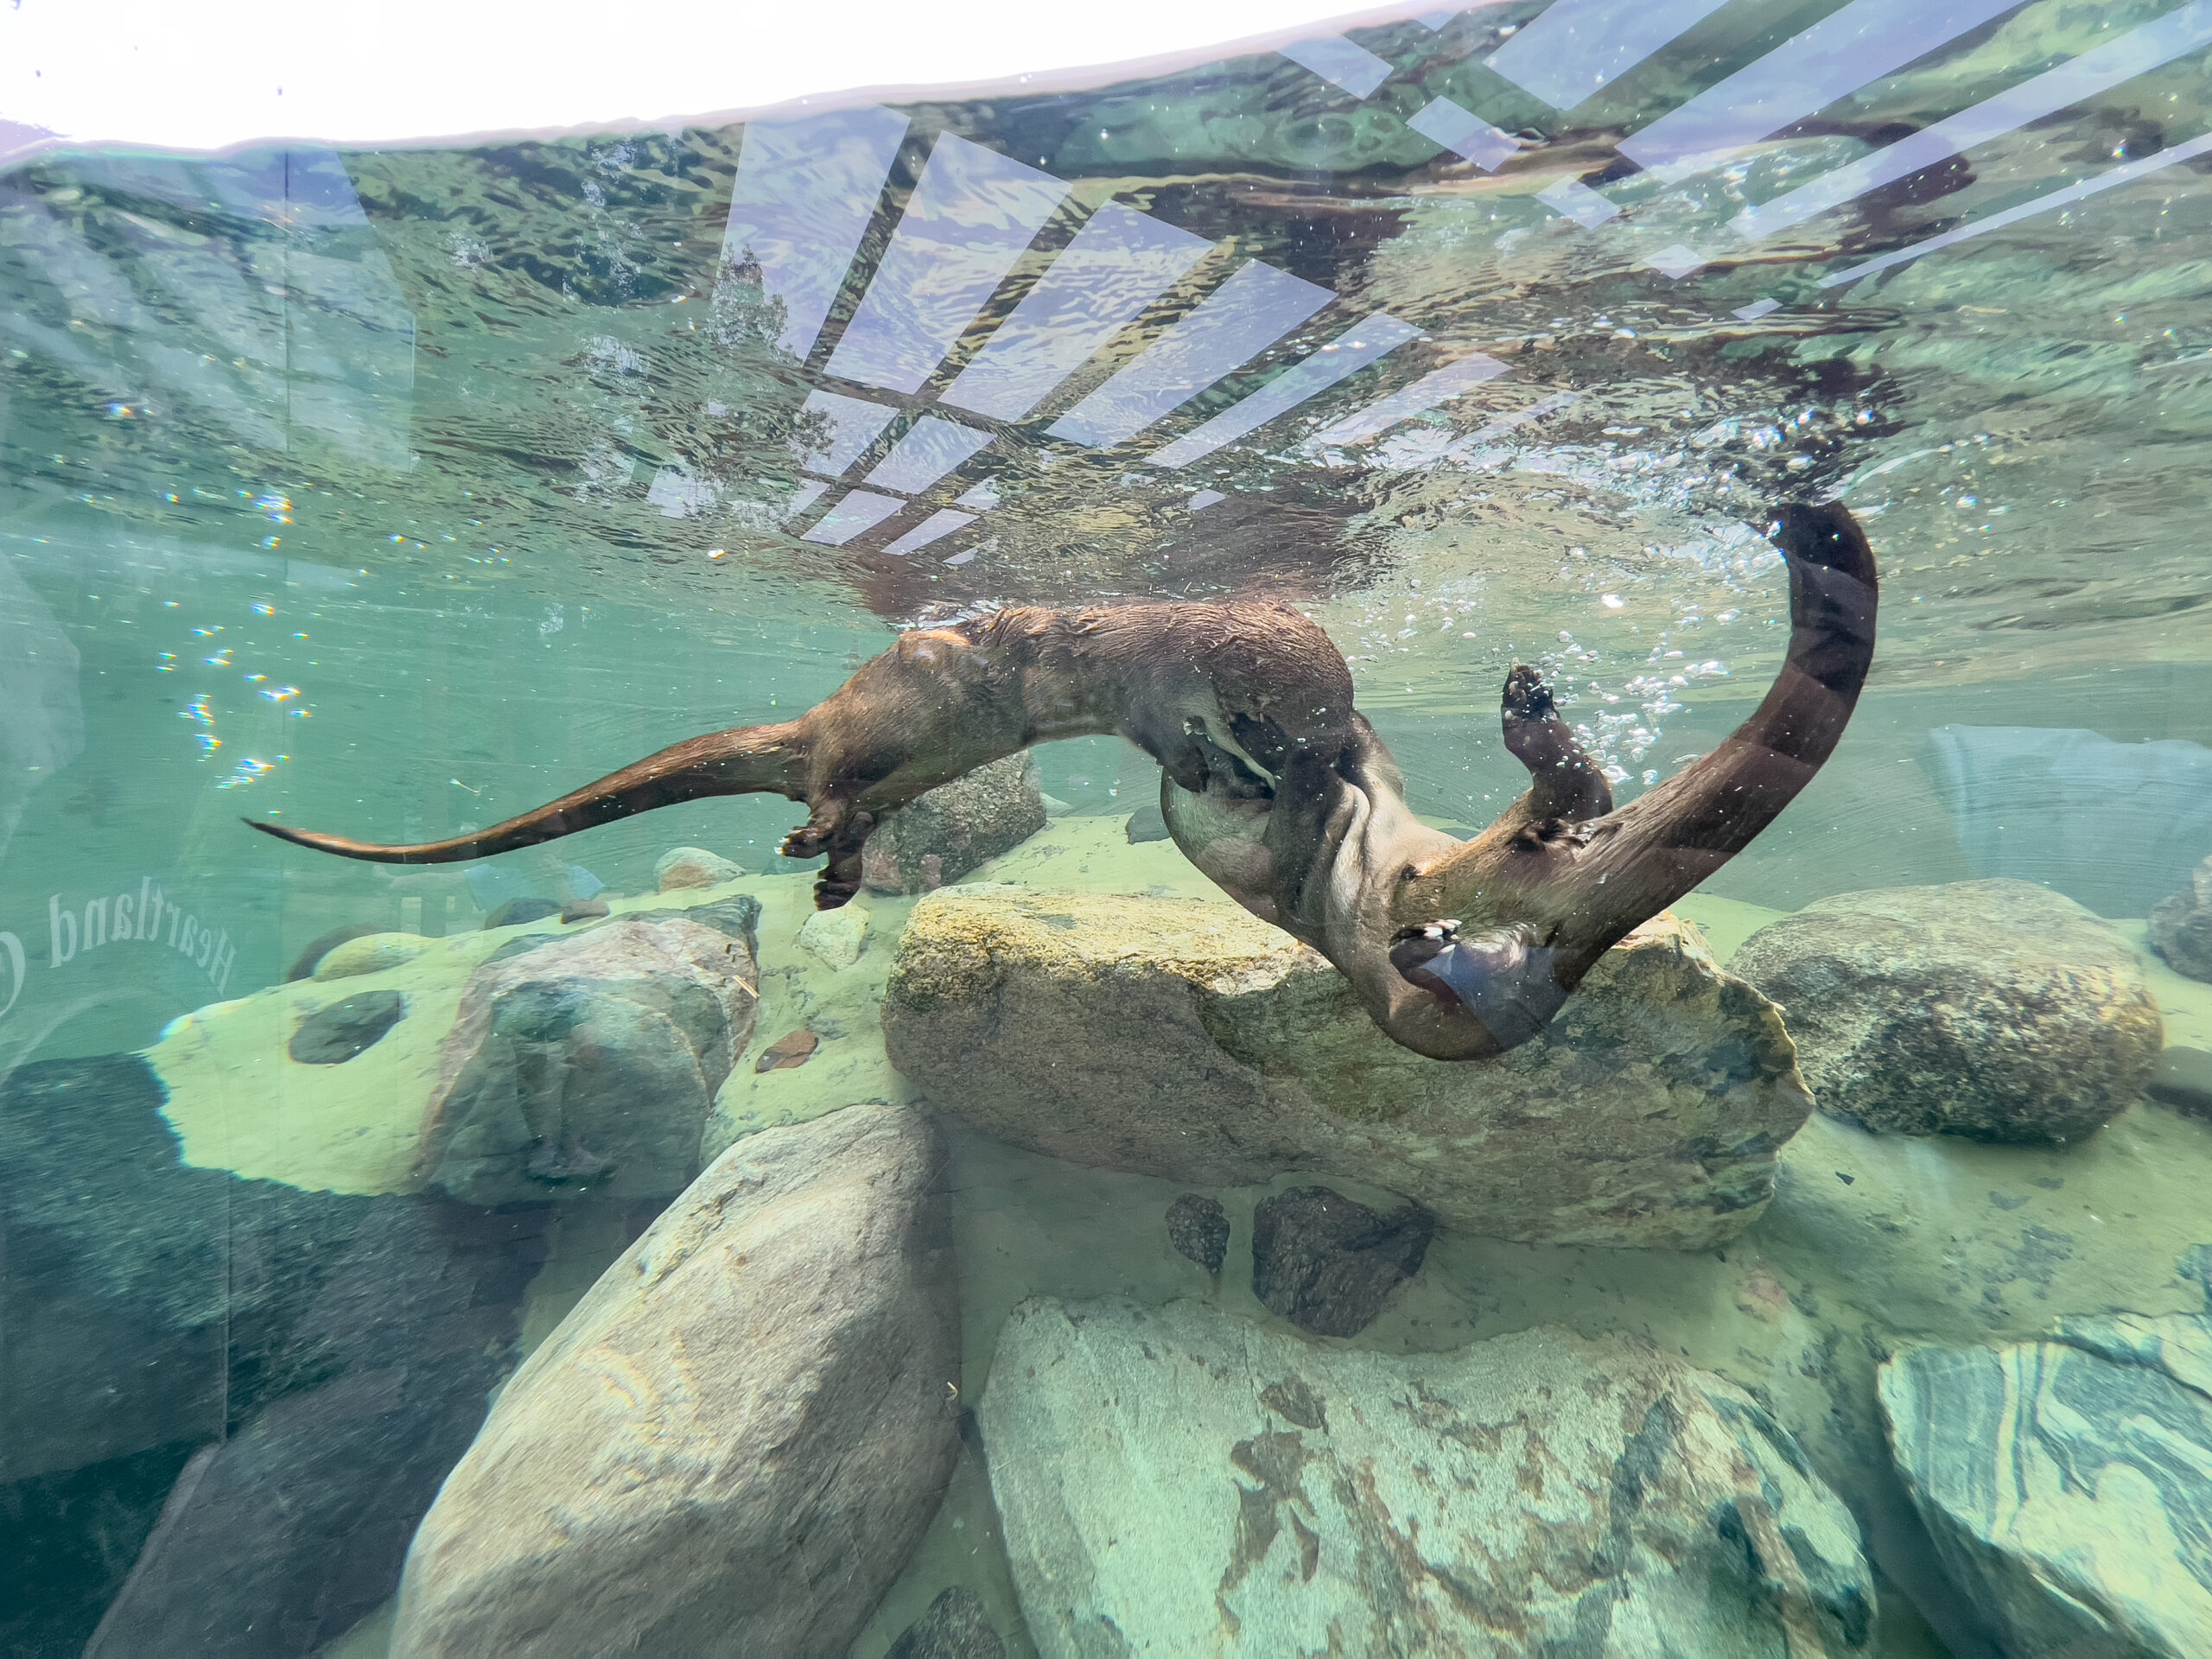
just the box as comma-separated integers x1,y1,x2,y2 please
882,888,1809,1248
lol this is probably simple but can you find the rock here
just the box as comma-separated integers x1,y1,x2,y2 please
656,844,749,892
1125,799,1170,842
798,902,869,969
482,896,562,929
285,922,385,980
2152,853,2212,983
416,901,760,1205
288,989,406,1064
884,1586,1005,1659
1732,879,2162,1143
1249,1186,1433,1338
980,1298,1875,1657
315,930,437,978
883,890,1809,1248
559,898,611,923
1879,1297,2212,1658
862,752,1046,895
755,1028,819,1072
391,1103,959,1659
0,1053,550,1656
1166,1193,1229,1274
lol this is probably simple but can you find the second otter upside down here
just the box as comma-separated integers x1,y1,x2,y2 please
249,501,1878,1061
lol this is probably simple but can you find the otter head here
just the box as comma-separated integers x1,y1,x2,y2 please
1327,499,1878,1061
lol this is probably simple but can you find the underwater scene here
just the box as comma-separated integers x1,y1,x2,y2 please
5,1,2212,1653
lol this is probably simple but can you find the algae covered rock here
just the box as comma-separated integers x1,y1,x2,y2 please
1879,1295,2212,1657
980,1297,1874,1658
862,752,1046,895
416,899,760,1205
2151,852,2212,983
392,1103,959,1659
882,888,1808,1248
1732,879,2162,1143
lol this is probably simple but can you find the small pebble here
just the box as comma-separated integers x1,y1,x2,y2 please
560,899,611,924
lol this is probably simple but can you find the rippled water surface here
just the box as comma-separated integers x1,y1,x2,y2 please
5,3,2212,1655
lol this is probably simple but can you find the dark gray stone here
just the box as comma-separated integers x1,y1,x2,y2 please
885,1586,1005,1659
2152,854,2212,983
862,751,1046,894
288,989,406,1065
1124,799,1170,843
1250,1186,1433,1338
1166,1193,1229,1274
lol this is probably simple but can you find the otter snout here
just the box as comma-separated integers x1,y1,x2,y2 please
1388,920,1568,1053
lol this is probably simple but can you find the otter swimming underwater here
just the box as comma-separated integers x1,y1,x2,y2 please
248,501,1878,1061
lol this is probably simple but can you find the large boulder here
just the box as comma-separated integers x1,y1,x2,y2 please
2151,853,2212,983
1879,1293,2212,1657
862,752,1046,895
980,1297,1875,1657
391,1102,960,1659
881,889,1809,1248
1732,880,2162,1144
416,899,760,1204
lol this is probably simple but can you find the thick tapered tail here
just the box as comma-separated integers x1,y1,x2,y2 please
245,721,810,865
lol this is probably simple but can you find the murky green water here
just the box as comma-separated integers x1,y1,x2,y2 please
5,3,2212,1655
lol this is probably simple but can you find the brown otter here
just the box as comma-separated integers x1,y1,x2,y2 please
248,501,1877,1061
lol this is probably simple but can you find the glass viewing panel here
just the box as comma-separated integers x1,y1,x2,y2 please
3,3,2210,1656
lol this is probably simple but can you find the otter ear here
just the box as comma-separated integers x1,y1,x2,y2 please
1499,664,1612,821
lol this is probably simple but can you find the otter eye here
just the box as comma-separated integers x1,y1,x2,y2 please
1400,865,1417,881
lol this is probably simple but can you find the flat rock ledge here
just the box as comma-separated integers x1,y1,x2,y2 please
980,1297,1874,1658
1881,1300,2212,1658
882,889,1809,1248
391,1103,959,1659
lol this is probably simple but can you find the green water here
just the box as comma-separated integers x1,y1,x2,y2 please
5,3,2212,1655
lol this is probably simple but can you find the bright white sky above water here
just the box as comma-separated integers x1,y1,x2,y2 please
1,0,1436,154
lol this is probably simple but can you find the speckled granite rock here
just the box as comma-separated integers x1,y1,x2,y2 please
862,753,1046,895
882,889,1809,1248
1732,880,2161,1144
981,1297,1874,1658
1880,1296,2212,1657
798,901,869,969
416,899,760,1205
392,1103,958,1659
2152,854,2212,984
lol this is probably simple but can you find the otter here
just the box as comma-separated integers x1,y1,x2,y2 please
249,501,1878,1061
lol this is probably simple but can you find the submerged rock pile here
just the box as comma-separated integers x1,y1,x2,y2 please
1732,879,2162,1143
883,888,1809,1248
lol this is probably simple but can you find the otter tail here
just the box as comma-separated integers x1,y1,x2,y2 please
245,721,810,865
